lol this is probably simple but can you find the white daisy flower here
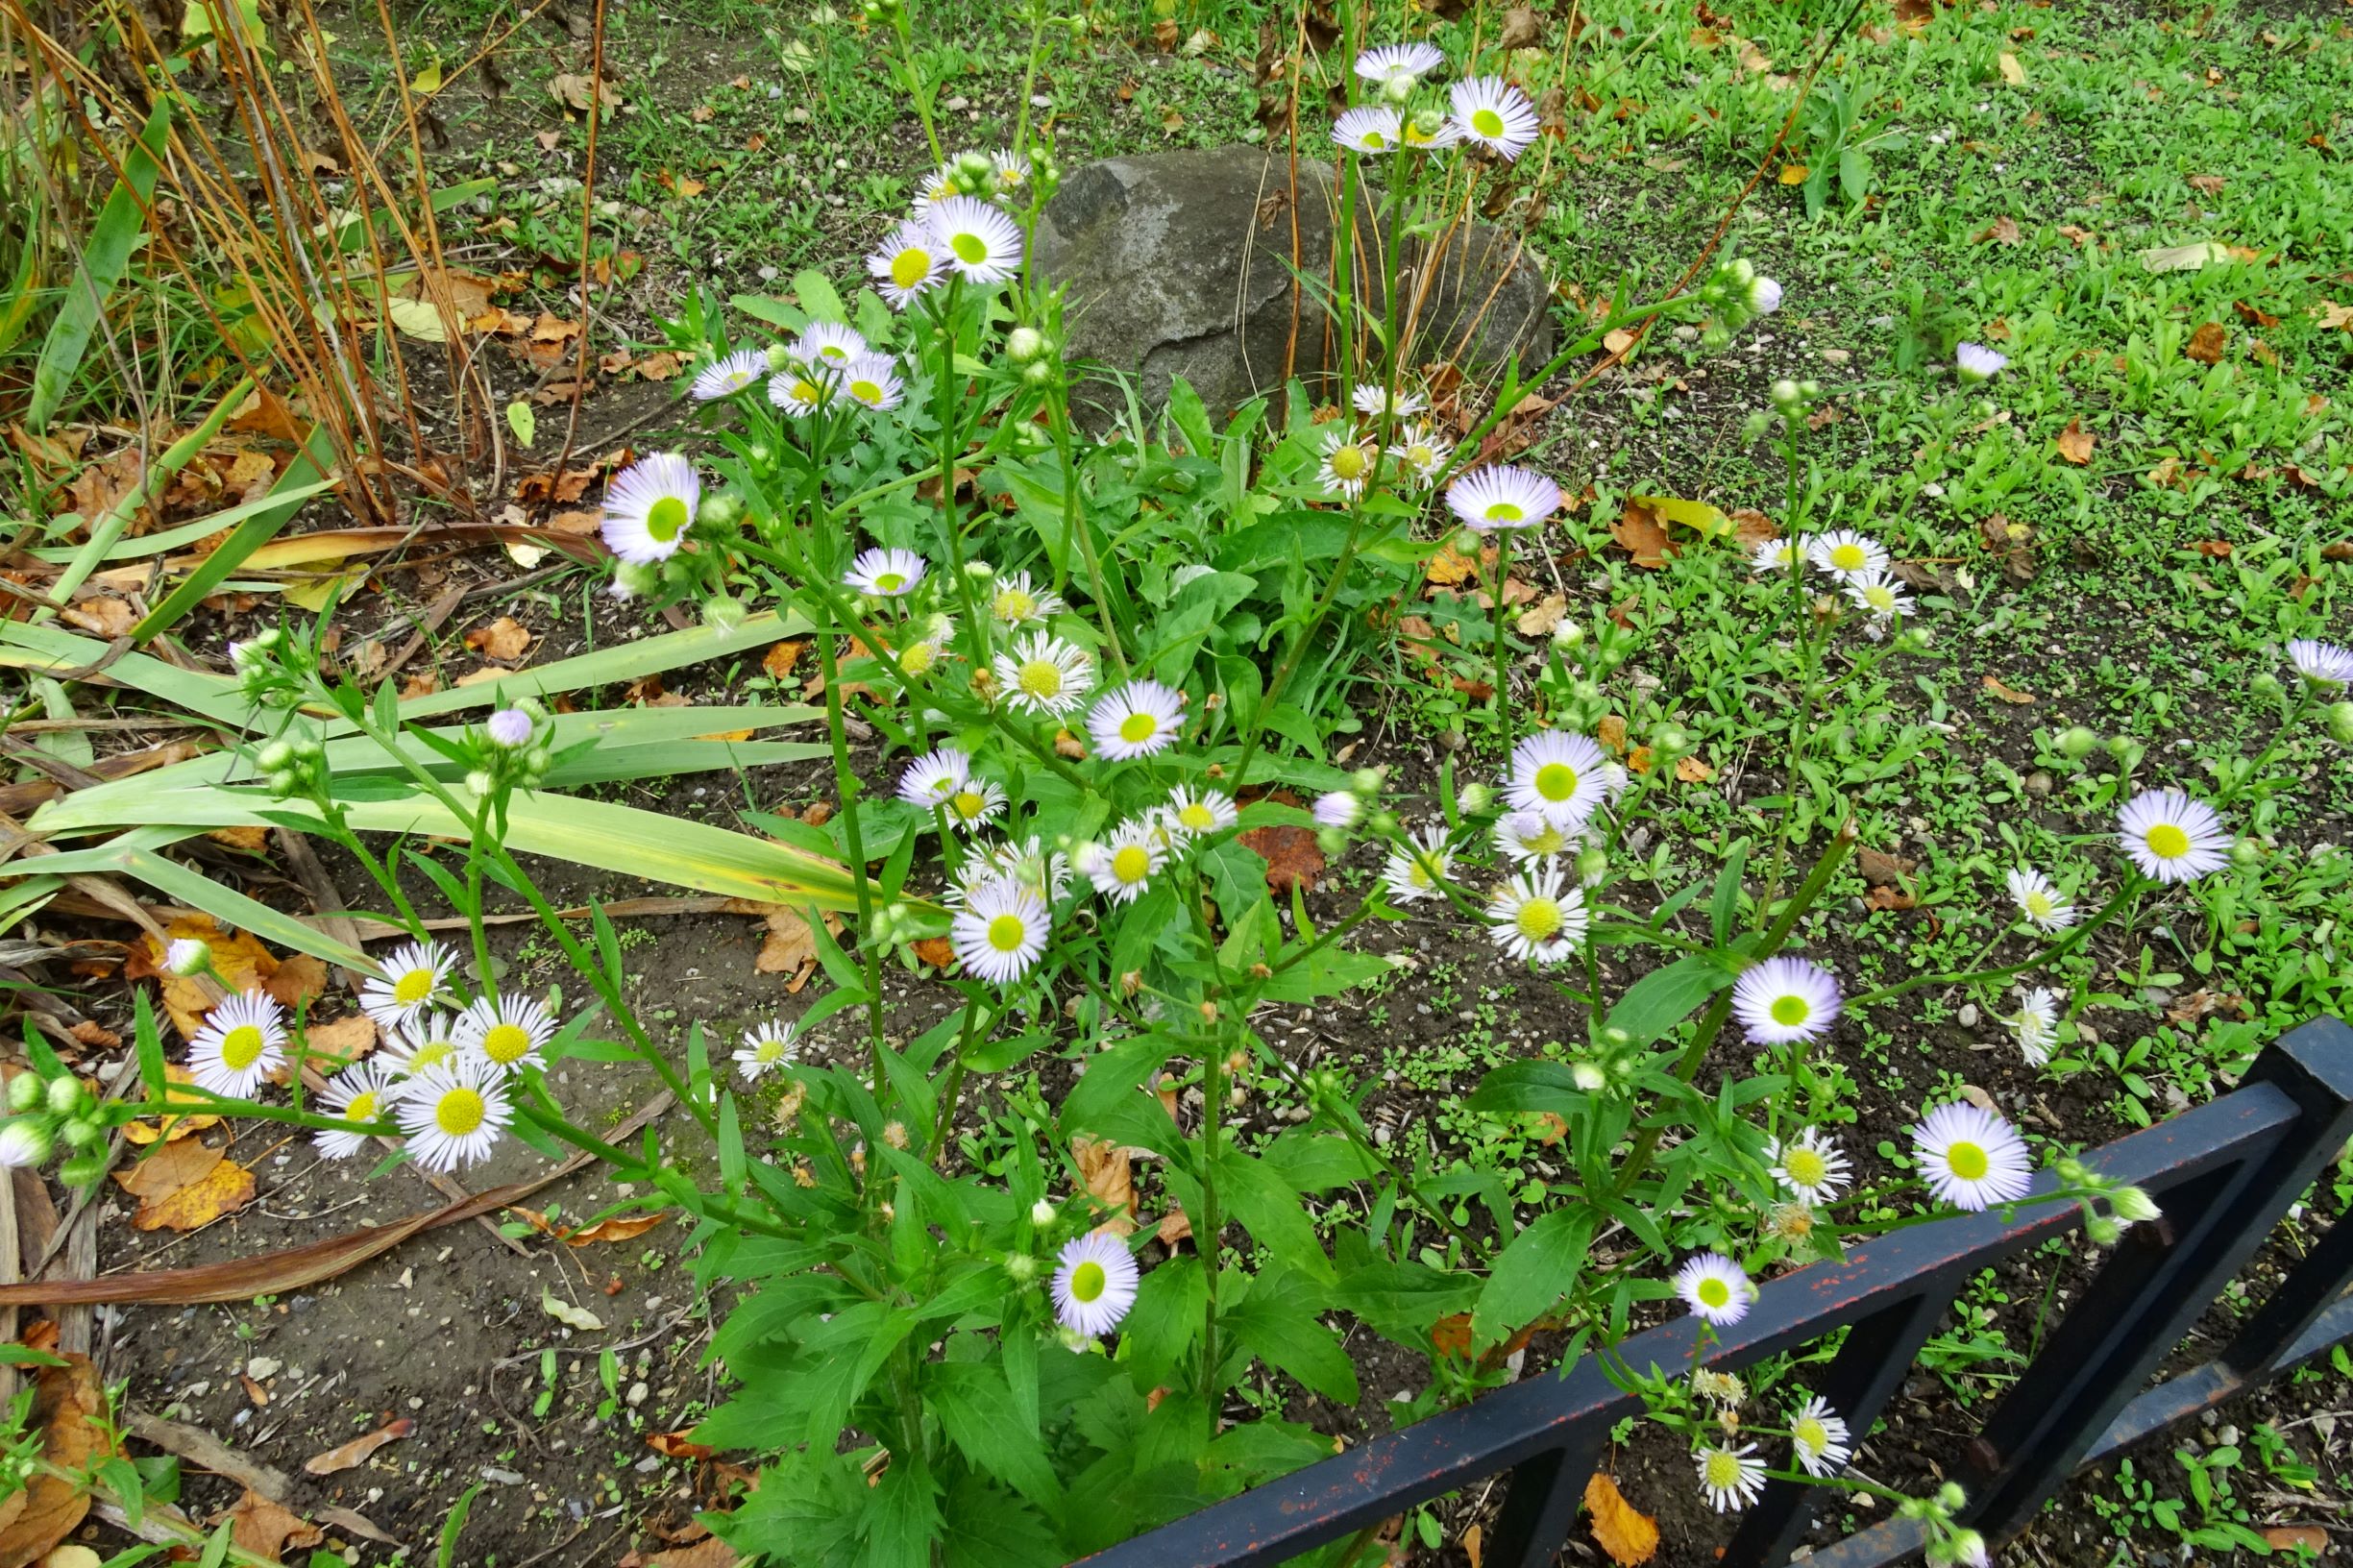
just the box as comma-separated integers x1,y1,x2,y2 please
986,148,1028,201
2004,868,2076,933
1387,422,1452,486
689,347,768,402
1380,825,1454,904
1695,1444,1767,1512
1505,729,1608,827
1087,680,1186,760
1161,786,1239,839
186,992,286,1099
1484,866,1588,964
1493,809,1571,862
1317,429,1381,500
384,1013,463,1080
2287,639,2353,686
1732,956,1842,1045
1447,463,1560,531
734,1019,800,1082
990,571,1066,626
941,775,1008,834
1355,41,1444,86
768,366,838,416
925,195,1022,285
1912,1101,2034,1211
456,993,557,1075
1844,569,1913,623
1447,76,1540,159
315,1062,397,1160
951,874,1051,987
968,836,1072,903
845,546,928,598
1312,790,1362,829
2118,788,2230,883
397,1056,512,1172
1806,529,1888,580
1955,342,2008,383
1788,1396,1852,1478
993,631,1095,717
1332,105,1403,155
1051,1232,1140,1337
600,453,700,565
359,940,457,1027
909,160,958,213
2004,986,2062,1066
1751,538,1801,574
1746,275,1783,316
1673,1251,1753,1326
897,746,973,809
796,321,868,367
838,353,907,412
1353,383,1428,419
868,218,945,308
1766,1127,1851,1203
1083,821,1164,905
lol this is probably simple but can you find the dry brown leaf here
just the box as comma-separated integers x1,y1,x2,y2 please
466,616,531,661
1893,0,1933,34
1982,674,2037,704
0,1355,109,1566
1515,592,1568,637
1672,755,1714,783
1610,500,1672,568
1462,1521,1483,1568
1601,327,1635,356
647,1431,715,1461
911,936,956,969
1864,885,1917,912
1596,714,1629,756
61,597,136,637
137,917,279,1040
2191,538,2234,558
1584,1471,1659,1566
1155,1208,1193,1248
1237,823,1325,894
227,1488,324,1560
1728,507,1777,545
113,1137,223,1201
646,1541,738,1568
761,641,805,680
2184,322,2227,364
2055,417,2096,465
1976,215,2022,245
551,71,621,112
1857,847,1918,886
121,1064,221,1145
1424,540,1481,586
1071,1135,1137,1236
261,954,328,1012
305,1013,378,1066
304,1418,412,1476
132,1156,256,1232
2187,174,2227,196
753,907,845,992
2260,1527,2328,1555
563,1213,668,1246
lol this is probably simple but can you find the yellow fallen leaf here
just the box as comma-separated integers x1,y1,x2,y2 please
1777,162,1807,184
1629,494,1732,541
1584,1471,1659,1566
132,1157,257,1232
1072,1134,1137,1236
542,1288,604,1332
122,1065,223,1145
1998,50,2024,86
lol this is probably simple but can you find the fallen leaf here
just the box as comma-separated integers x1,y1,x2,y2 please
1596,714,1629,756
1893,0,1932,33
1857,847,1918,886
1156,1208,1193,1248
2055,418,2096,465
1673,755,1714,783
1864,885,1917,912
646,1542,738,1568
541,1287,604,1333
1997,50,2024,85
1584,1471,1659,1566
1071,1135,1137,1236
2186,174,2226,196
2139,240,2234,274
1601,327,1635,356
564,1213,668,1246
227,1489,324,1561
753,907,845,992
1982,674,2037,704
1610,500,1672,568
132,1156,256,1232
1975,215,2022,245
910,936,956,969
304,1418,412,1476
647,1431,715,1462
1237,823,1325,894
2190,539,2233,558
113,1136,223,1201
0,1356,109,1566
138,917,280,1041
466,616,531,661
60,597,135,637
1462,1521,1484,1568
551,71,621,112
305,1013,378,1066
2259,1526,2328,1555
261,954,328,1012
121,1064,222,1144
2184,322,2227,364
1424,540,1481,586
1777,162,1807,184
762,641,805,680
1515,592,1568,637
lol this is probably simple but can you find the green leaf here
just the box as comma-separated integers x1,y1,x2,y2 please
1605,954,1735,1047
861,1458,943,1568
1223,1273,1357,1404
940,1474,1063,1568
135,423,340,642
505,399,536,449
1213,1144,1332,1283
1121,1255,1204,1390
793,268,849,327
923,1361,1064,1511
31,103,170,430
1710,838,1751,947
1471,1207,1594,1350
1329,1259,1479,1349
1466,1060,1584,1117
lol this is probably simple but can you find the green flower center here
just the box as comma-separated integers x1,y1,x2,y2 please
1329,444,1368,480
849,379,885,404
950,232,989,265
1514,897,1561,941
409,1040,455,1073
2145,823,2190,860
1829,543,1867,571
1018,659,1064,698
987,914,1028,953
1471,108,1505,137
1485,501,1524,523
1534,762,1577,801
873,572,906,593
1111,845,1151,884
1770,994,1810,1027
391,967,435,1005
1522,823,1566,854
1361,130,1388,150
891,247,931,288
1406,443,1434,467
345,1090,379,1122
1068,1259,1106,1302
1947,1140,1990,1181
481,1022,532,1065
1696,1277,1730,1309
1784,1147,1826,1187
221,1025,265,1070
754,1039,789,1064
1864,584,1897,612
1118,712,1159,745
647,495,689,543
901,642,939,674
435,1087,485,1136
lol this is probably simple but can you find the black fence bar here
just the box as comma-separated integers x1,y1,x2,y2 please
1080,1017,2352,1568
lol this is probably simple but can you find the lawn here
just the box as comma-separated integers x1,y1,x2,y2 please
0,0,2348,1564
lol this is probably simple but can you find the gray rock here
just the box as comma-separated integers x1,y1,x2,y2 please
1033,144,1555,424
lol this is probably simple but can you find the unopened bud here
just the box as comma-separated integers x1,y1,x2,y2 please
2085,1213,2121,1246
2324,699,2353,746
700,493,745,529
1020,359,1057,387
1458,781,1493,815
2229,837,2264,870
1571,1062,1607,1092
1575,845,1609,886
2110,1185,2161,1224
702,595,749,632
44,1077,83,1117
5,1075,43,1114
1006,326,1046,363
59,1153,108,1188
1004,1252,1041,1283
166,937,212,977
59,1116,100,1150
614,560,661,599
0,1119,51,1168
1030,1198,1057,1226
256,740,294,772
1119,969,1142,996
465,770,495,796
2056,725,2099,759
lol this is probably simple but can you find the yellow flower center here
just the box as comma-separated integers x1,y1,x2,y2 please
1118,712,1159,745
1471,108,1505,137
2145,823,2190,860
950,789,989,821
408,1040,455,1073
1864,584,1897,612
755,1038,789,1064
1771,994,1810,1027
817,342,850,361
221,1025,265,1070
1514,897,1561,941
1533,762,1578,801
345,1090,379,1122
1784,1147,1826,1187
1794,1419,1827,1455
950,232,989,265
647,495,689,542
987,914,1028,953
1018,659,1064,698
1178,802,1216,831
996,589,1037,621
1703,1451,1744,1489
1829,542,1867,571
1947,1140,1990,1181
1069,1260,1106,1302
435,1087,485,1137
790,379,824,406
1406,442,1434,468
1696,1277,1730,1309
891,247,931,288
1485,501,1524,523
1329,444,1369,481
1111,845,1151,884
1361,130,1388,150
849,379,885,404
391,967,436,1005
481,1022,532,1065
2025,892,2054,917
873,572,906,593
1521,822,1566,854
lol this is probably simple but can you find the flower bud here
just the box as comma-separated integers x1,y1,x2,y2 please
166,937,212,977
765,344,795,374
525,747,552,776
256,739,294,772
2326,700,2353,746
1571,1062,1607,1092
1004,1252,1041,1283
2110,1185,2161,1224
2085,1213,2121,1246
1006,326,1046,363
614,560,661,600
1020,359,1057,387
5,1074,43,1115
1351,766,1386,795
59,1152,108,1188
465,770,495,796
59,1116,101,1151
1458,781,1493,815
702,595,749,632
965,558,996,579
44,1077,83,1117
485,708,534,749
0,1119,51,1168
1700,322,1732,353
2054,1156,2089,1185
1030,1197,1057,1226
2229,837,2263,870
1575,845,1609,886
1770,378,1802,409
2249,671,2284,701
1935,1483,1968,1513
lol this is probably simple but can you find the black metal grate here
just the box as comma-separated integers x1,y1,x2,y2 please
1078,1017,2353,1568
